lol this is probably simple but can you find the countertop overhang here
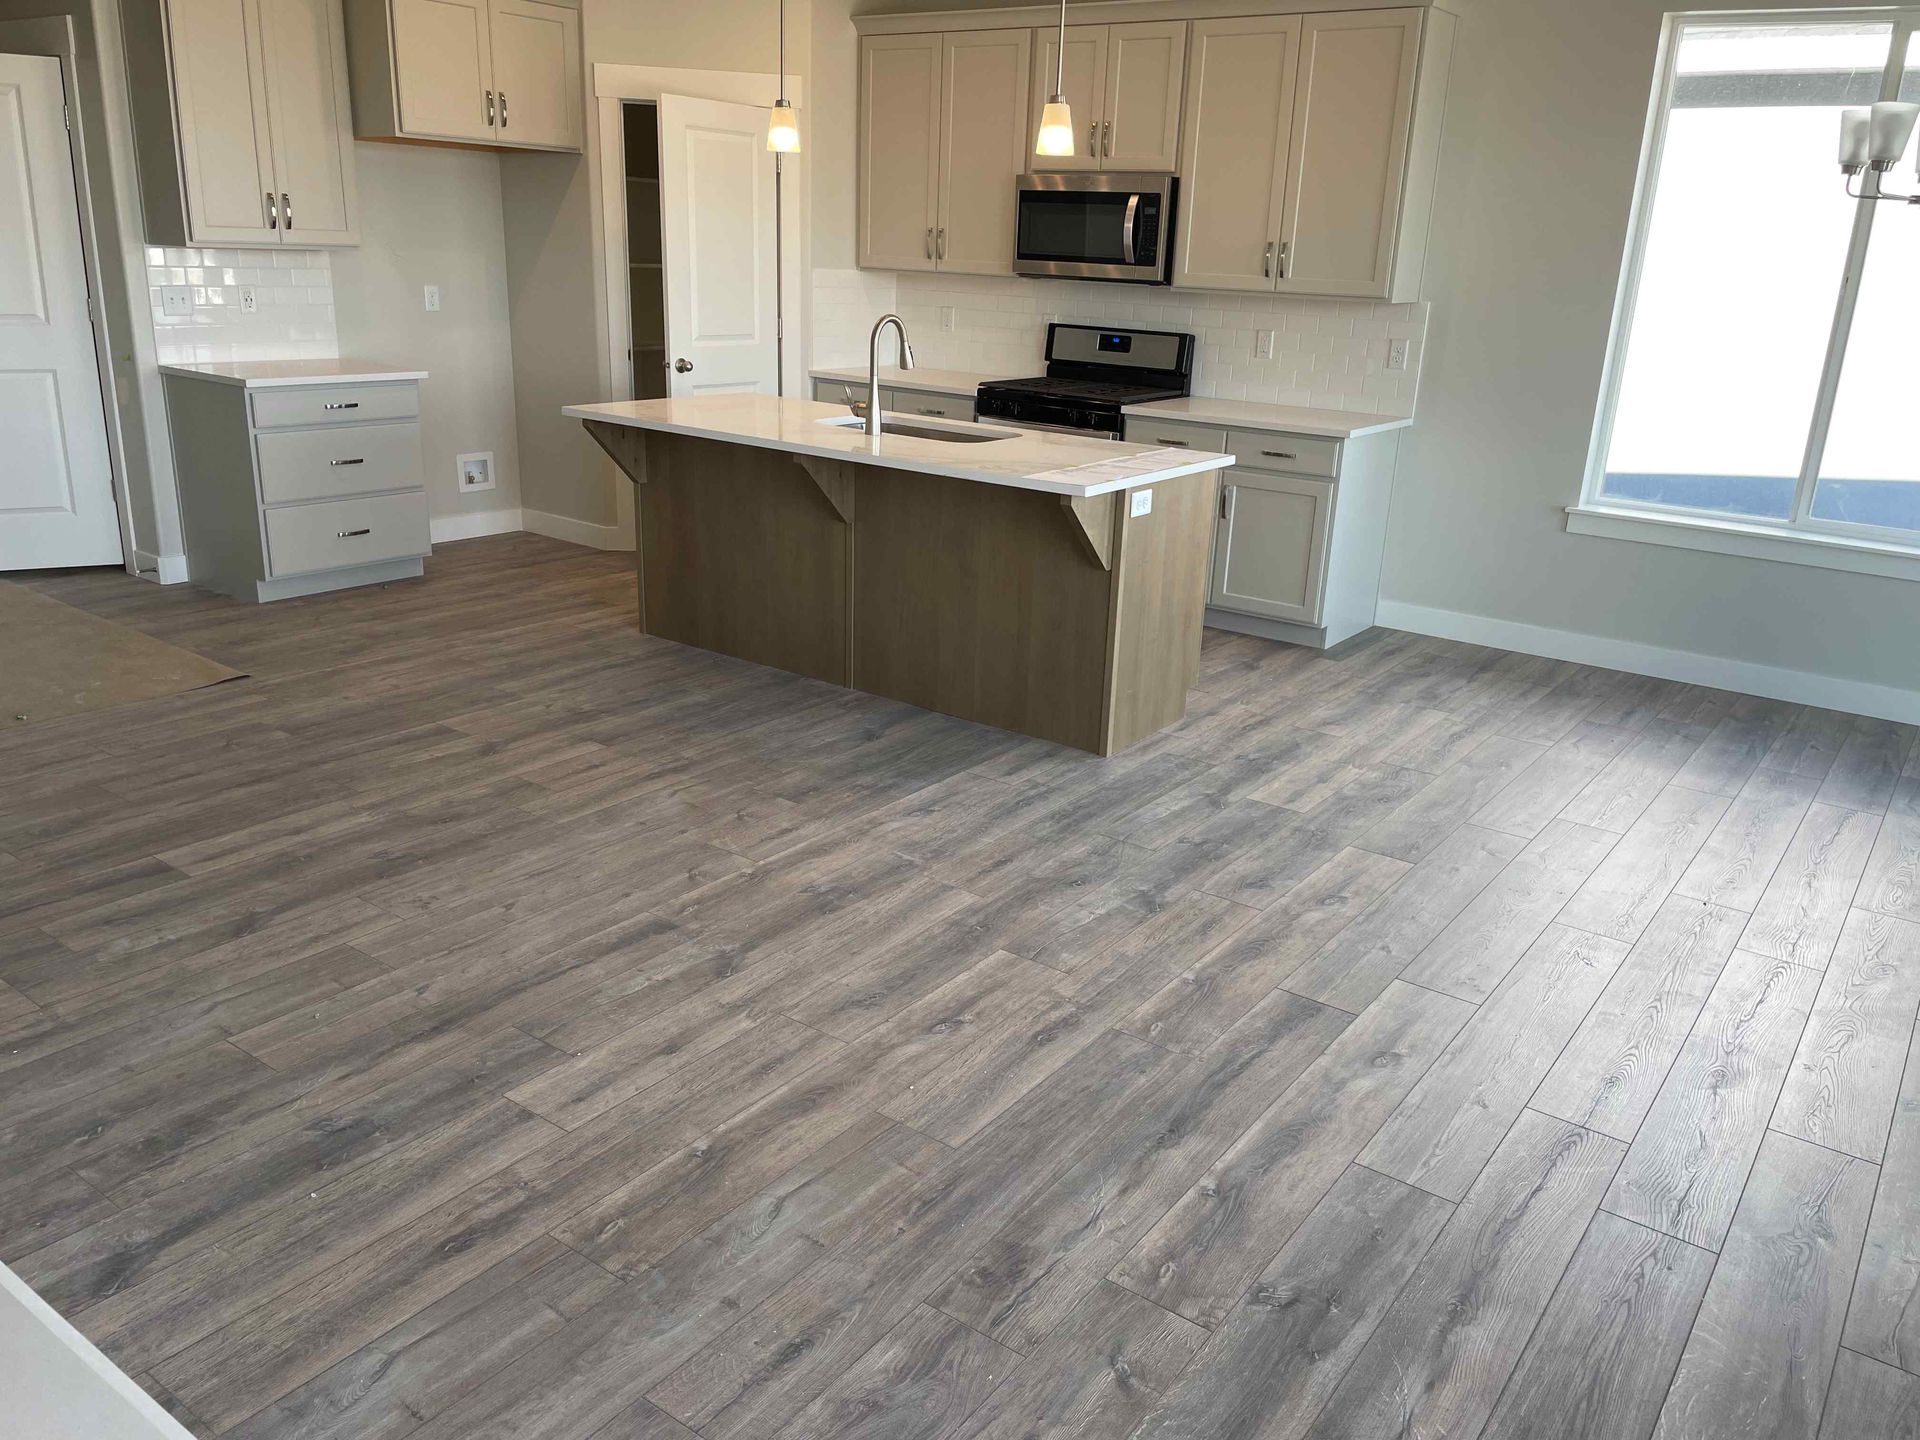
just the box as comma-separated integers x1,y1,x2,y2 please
564,395,1234,499
158,359,429,389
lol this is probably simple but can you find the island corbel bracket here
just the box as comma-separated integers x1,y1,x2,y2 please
796,456,857,525
584,419,647,484
1059,494,1117,570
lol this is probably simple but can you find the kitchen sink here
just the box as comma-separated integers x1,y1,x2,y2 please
817,415,1018,444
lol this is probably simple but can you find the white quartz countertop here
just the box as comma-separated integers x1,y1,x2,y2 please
1122,396,1414,439
564,395,1234,499
809,365,1017,397
157,359,429,389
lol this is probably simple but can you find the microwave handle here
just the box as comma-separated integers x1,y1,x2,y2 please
1121,194,1140,266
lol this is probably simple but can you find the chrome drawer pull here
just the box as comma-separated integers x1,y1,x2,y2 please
1261,450,1299,460
329,458,366,466
323,402,359,411
1156,438,1189,447
337,528,372,538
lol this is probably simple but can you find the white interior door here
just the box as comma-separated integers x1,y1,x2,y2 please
658,93,779,398
0,53,120,569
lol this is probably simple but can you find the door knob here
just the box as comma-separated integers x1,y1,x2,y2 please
673,358,694,373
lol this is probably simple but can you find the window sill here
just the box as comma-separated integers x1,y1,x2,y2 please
1565,504,1920,584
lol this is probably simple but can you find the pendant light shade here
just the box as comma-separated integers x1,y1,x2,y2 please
767,0,800,152
1035,0,1073,156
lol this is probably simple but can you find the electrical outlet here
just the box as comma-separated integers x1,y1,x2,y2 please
939,306,956,333
457,451,495,492
424,284,441,313
1254,330,1276,361
239,287,258,314
1130,489,1153,518
1387,339,1410,372
160,286,193,317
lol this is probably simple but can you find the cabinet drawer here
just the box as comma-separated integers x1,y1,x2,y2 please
256,423,422,505
1226,429,1342,479
885,388,974,421
1125,418,1227,452
1212,471,1333,625
813,378,855,404
263,491,430,577
250,383,420,429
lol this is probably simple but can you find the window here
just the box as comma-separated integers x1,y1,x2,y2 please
1581,13,1920,566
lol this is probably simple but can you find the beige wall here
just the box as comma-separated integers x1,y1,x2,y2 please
1380,0,1919,702
333,143,523,522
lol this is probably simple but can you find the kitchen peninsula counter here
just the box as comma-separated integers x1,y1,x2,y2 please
565,395,1234,754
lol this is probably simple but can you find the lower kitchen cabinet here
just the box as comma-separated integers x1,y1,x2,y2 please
1214,469,1332,624
163,369,432,602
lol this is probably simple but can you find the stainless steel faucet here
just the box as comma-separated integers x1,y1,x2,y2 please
864,314,915,436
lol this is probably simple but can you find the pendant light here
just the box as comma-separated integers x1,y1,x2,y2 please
767,0,799,152
1034,0,1074,156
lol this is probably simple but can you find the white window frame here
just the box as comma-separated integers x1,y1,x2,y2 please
1570,7,1920,581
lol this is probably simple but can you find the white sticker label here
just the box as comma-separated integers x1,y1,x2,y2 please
1130,489,1153,518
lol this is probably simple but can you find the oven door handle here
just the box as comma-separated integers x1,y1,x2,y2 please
1121,194,1140,267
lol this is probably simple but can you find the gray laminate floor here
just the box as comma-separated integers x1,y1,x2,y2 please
5,533,1919,1440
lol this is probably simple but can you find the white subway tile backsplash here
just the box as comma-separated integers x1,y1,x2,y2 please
146,246,337,365
810,267,1428,418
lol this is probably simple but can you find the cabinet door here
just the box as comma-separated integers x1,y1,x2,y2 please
166,0,278,243
489,0,582,151
858,34,942,272
1173,16,1300,293
1278,9,1421,298
1102,21,1184,171
391,0,493,142
258,0,358,245
1028,24,1105,172
1211,469,1332,625
937,31,1030,275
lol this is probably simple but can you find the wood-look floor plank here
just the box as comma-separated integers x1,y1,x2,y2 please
1300,1111,1625,1440
1860,776,1920,922
1559,719,1713,834
1556,786,1730,944
1653,1130,1877,1440
1843,1018,1920,1370
1130,1165,1452,1440
1603,950,1821,1250
1742,802,1882,970
1353,734,1548,863
1670,698,1800,799
1110,980,1471,1327
1468,721,1634,840
1531,897,1748,1141
1772,908,1920,1161
780,1303,1015,1440
1818,718,1916,815
1673,767,1822,913
1819,1349,1920,1439
1479,1210,1716,1440
1362,925,1629,1199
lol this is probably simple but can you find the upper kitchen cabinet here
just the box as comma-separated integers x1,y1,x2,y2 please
1028,21,1185,173
122,0,360,247
858,31,1029,276
1176,7,1453,300
342,0,583,152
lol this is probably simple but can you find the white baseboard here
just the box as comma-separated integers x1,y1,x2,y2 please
131,550,189,585
1375,598,1920,727
430,507,524,544
520,506,634,552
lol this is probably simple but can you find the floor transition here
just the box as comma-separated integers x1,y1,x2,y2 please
4,533,1919,1440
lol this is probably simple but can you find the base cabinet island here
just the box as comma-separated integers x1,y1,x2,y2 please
563,395,1235,754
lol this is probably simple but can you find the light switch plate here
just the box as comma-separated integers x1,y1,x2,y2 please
160,286,193,317
939,306,955,332
1254,330,1276,361
1130,489,1153,518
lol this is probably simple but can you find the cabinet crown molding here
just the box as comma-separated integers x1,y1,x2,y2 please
856,0,1448,37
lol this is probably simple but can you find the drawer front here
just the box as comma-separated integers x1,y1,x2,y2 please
263,491,431,578
812,378,856,404
885,388,974,421
250,383,420,429
1226,429,1342,479
1125,418,1229,453
256,423,422,505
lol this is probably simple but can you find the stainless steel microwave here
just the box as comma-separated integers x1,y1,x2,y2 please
1012,173,1176,285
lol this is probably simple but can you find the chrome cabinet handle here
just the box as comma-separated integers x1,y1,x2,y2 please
925,227,933,260
1102,119,1111,157
322,401,359,411
673,358,694,373
329,458,366,466
1261,450,1298,460
1220,484,1236,520
1263,241,1273,279
1278,240,1290,280
935,228,946,260
499,90,508,128
282,193,292,230
337,528,371,538
1088,120,1098,157
1156,437,1190,447
486,89,495,127
265,191,277,229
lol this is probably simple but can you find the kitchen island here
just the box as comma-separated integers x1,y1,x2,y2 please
563,394,1234,754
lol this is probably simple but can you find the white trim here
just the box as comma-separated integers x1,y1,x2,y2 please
430,508,524,544
1376,597,1920,727
131,549,189,585
1,1261,194,1439
1565,503,1920,584
521,506,633,552
592,65,803,107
